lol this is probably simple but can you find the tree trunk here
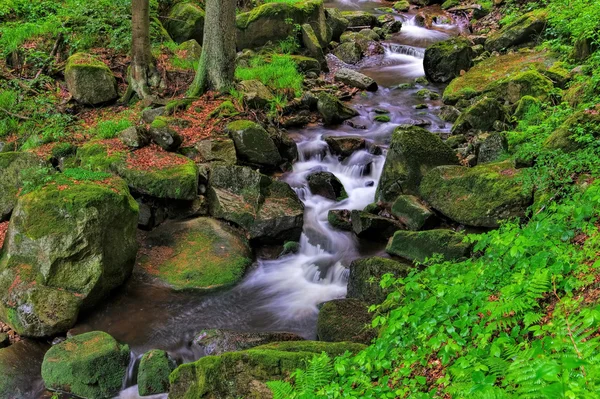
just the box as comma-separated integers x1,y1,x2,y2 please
188,0,237,97
128,0,157,100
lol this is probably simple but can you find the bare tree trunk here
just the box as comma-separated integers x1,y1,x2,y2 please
126,0,158,101
188,0,237,97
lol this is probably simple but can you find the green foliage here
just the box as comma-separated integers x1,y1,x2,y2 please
267,353,334,399
547,0,600,45
90,118,133,139
235,54,303,97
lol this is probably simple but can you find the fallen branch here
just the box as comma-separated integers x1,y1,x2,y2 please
0,107,30,120
34,32,64,80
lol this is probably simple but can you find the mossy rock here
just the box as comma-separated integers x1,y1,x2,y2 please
323,135,366,159
327,209,353,231
351,210,403,241
544,110,600,152
177,39,202,61
0,152,45,221
193,329,304,356
0,176,138,337
513,95,541,119
164,2,205,44
317,299,375,344
325,8,349,42
393,0,411,11
348,256,412,305
226,120,282,168
485,69,554,104
386,229,471,262
376,125,458,202
193,139,237,164
424,38,474,83
334,67,378,91
301,23,327,69
477,132,509,163
238,80,274,110
289,55,321,74
317,92,359,125
138,349,177,396
65,53,118,105
137,217,251,291
332,41,363,64
485,10,548,52
169,341,365,399
42,331,130,399
307,171,348,201
390,194,434,231
420,161,533,227
341,11,379,28
452,96,509,134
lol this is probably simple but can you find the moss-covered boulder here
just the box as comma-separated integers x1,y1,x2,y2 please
452,97,509,134
65,53,118,105
208,164,304,244
137,349,177,396
485,10,547,52
424,38,474,83
334,67,378,91
341,11,379,28
420,161,533,227
193,138,237,164
544,110,600,152
351,210,403,241
238,80,274,110
307,171,348,201
333,41,363,64
323,135,366,159
42,331,130,399
376,126,458,202
0,175,138,337
486,69,554,104
289,55,321,74
0,152,44,221
328,209,353,231
226,120,282,169
386,229,471,262
301,23,327,70
164,2,205,44
477,132,509,163
340,31,384,56
193,329,304,356
236,0,329,50
348,256,412,305
317,299,375,344
325,8,349,42
78,142,199,200
169,341,365,399
149,117,183,151
390,195,434,231
137,217,251,291
317,92,359,125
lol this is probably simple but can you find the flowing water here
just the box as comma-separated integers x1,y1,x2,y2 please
9,2,458,398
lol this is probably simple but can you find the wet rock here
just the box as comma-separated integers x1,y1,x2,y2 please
391,195,434,231
226,120,282,169
323,135,366,159
334,67,378,91
393,0,411,11
0,340,49,399
351,210,403,241
341,11,379,28
325,8,349,42
382,20,403,35
238,80,274,109
65,53,117,105
348,257,412,305
0,177,137,337
477,132,509,163
386,229,472,262
137,349,177,396
452,97,509,134
485,10,547,52
445,134,467,149
0,152,45,221
119,126,150,148
301,23,327,70
280,241,300,256
42,331,130,399
340,32,385,56
317,299,375,344
307,171,348,201
142,106,166,124
169,341,365,399
424,38,474,83
317,92,359,125
194,138,237,164
545,109,600,152
137,217,251,290
333,41,363,64
420,161,533,228
376,125,458,202
149,117,183,151
193,329,304,356
328,209,353,231
439,105,461,123
164,2,205,44
268,128,299,163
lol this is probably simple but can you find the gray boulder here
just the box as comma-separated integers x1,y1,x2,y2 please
238,80,274,109
226,120,282,168
164,2,205,44
348,256,412,305
333,42,363,64
307,171,348,201
386,229,472,262
334,68,378,91
65,53,117,105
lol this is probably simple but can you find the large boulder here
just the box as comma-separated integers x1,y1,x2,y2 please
348,256,412,305
136,217,251,291
317,92,359,125
317,299,375,344
226,120,282,169
325,8,349,42
65,53,118,105
544,109,600,152
351,211,403,241
0,152,44,221
208,164,304,244
341,11,379,28
376,126,458,202
41,331,130,399
236,0,329,50
137,349,177,396
164,2,205,44
452,97,509,134
169,341,365,399
390,195,434,231
424,38,474,83
0,175,138,337
420,161,533,227
307,171,348,201
328,209,353,231
193,138,237,164
485,10,548,52
386,229,472,262
193,329,304,356
334,67,378,91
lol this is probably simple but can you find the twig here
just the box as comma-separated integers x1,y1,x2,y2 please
34,32,64,80
0,108,30,120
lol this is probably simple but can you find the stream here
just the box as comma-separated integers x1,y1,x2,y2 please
7,2,458,398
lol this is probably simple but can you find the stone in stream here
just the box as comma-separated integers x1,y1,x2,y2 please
386,229,472,262
376,125,458,202
0,339,48,399
420,161,533,228
0,152,45,221
328,209,353,231
317,299,376,344
351,210,404,241
390,195,435,231
137,349,177,396
307,171,348,201
334,67,378,91
164,2,205,44
0,176,138,337
317,92,359,125
169,341,365,399
41,331,130,399
341,11,379,28
193,329,305,356
485,10,547,52
323,135,366,159
424,37,474,83
64,53,118,105
348,256,412,305
226,120,282,169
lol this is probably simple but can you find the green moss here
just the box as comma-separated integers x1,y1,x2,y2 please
0,152,44,220
138,350,176,396
544,110,600,152
391,195,434,230
65,53,111,74
386,229,471,262
374,114,391,122
317,299,375,344
347,256,412,305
